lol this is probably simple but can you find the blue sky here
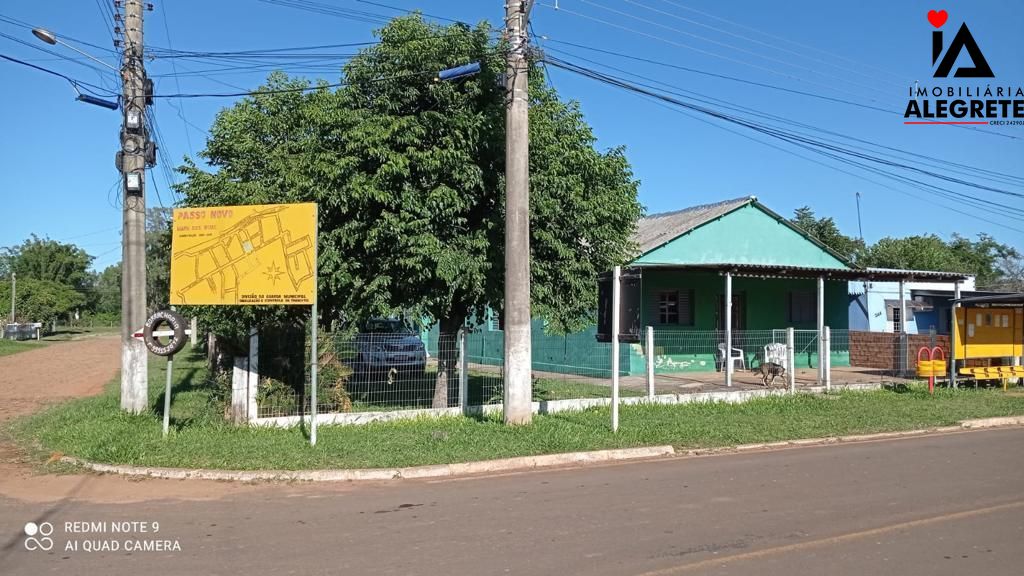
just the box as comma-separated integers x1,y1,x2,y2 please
1,0,1021,273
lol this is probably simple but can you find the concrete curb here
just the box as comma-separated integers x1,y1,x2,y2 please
60,445,676,483
56,416,1024,483
959,415,1024,429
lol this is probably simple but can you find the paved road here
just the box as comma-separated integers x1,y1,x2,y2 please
2,428,1022,575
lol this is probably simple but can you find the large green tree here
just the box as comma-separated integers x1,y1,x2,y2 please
2,235,94,290
864,233,1018,287
791,207,865,264
177,15,642,406
0,278,85,324
146,207,173,312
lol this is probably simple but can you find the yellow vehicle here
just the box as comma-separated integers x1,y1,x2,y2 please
952,293,1024,389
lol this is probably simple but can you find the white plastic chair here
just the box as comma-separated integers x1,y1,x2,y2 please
763,343,787,367
718,343,746,372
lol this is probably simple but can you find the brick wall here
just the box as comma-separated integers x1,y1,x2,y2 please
849,331,950,370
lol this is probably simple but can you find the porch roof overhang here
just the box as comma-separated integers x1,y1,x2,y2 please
953,293,1024,307
631,263,971,282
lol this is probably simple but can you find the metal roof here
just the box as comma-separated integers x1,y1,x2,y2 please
633,263,971,282
633,196,752,255
954,293,1024,306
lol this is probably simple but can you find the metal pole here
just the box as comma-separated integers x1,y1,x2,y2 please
824,326,831,392
459,328,469,413
786,327,796,394
951,280,960,388
162,354,173,437
645,326,655,399
9,272,14,323
503,0,533,426
119,0,148,413
899,279,907,376
310,207,319,446
611,266,621,432
725,272,733,387
816,276,825,384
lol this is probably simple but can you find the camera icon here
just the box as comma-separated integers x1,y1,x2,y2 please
24,522,54,551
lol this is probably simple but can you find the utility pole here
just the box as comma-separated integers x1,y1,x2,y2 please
503,0,533,425
9,272,14,324
119,0,149,413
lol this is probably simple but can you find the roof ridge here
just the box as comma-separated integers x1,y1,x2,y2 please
643,196,753,220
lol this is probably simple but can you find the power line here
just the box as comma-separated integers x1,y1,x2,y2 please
149,69,436,98
617,0,905,88
542,55,1024,233
648,0,909,83
536,2,891,106
157,0,194,159
0,52,119,97
542,44,1024,187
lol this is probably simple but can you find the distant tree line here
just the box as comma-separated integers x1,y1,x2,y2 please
791,206,1023,290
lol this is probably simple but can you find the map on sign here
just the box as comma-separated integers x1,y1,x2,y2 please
169,203,317,306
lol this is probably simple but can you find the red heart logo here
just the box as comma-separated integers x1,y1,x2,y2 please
927,9,948,28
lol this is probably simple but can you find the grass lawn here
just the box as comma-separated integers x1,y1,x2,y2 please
11,345,1024,471
0,339,47,358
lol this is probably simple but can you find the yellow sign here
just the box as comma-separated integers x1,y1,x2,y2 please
169,203,317,305
952,307,1023,359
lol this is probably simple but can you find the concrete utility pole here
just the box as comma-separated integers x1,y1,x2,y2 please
503,0,533,425
9,272,14,323
120,0,149,413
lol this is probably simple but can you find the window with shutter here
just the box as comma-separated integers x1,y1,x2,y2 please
653,290,694,326
788,291,816,323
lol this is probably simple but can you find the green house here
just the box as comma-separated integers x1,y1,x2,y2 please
628,196,854,373
444,196,858,376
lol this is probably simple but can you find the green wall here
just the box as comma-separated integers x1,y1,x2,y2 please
635,204,849,268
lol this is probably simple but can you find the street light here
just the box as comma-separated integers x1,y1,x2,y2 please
31,27,119,72
30,27,119,110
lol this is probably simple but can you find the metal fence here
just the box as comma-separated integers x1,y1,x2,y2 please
243,324,938,421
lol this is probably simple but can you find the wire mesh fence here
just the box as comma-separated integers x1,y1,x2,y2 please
246,322,946,420
256,326,462,417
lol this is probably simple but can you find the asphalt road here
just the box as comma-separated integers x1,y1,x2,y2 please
2,428,1022,576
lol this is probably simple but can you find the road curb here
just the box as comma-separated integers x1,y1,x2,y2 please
60,445,676,483
56,417,1024,483
959,415,1024,429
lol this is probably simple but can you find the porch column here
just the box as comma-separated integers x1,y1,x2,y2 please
951,280,960,388
899,279,907,375
725,271,733,387
817,276,825,385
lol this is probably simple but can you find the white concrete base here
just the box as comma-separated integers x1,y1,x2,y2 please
250,382,885,429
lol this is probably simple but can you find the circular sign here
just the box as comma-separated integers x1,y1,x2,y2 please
143,310,188,357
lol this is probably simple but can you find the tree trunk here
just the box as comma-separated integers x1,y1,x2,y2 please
432,316,463,409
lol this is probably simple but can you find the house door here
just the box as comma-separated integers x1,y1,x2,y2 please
717,293,746,331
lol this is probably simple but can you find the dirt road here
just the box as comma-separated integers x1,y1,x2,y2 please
0,336,120,424
0,335,264,504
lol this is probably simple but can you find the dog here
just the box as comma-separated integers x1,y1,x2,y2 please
758,362,787,387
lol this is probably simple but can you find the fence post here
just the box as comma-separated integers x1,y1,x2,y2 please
231,355,249,424
459,329,469,413
248,327,259,422
645,326,655,400
611,265,621,432
787,327,795,394
823,326,831,392
191,317,198,347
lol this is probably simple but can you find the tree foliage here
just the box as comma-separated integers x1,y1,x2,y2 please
864,233,1019,288
147,208,173,312
791,207,865,264
177,15,642,342
2,235,94,290
790,207,1020,288
0,278,85,323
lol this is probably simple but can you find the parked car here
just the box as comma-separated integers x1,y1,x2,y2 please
353,318,427,376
